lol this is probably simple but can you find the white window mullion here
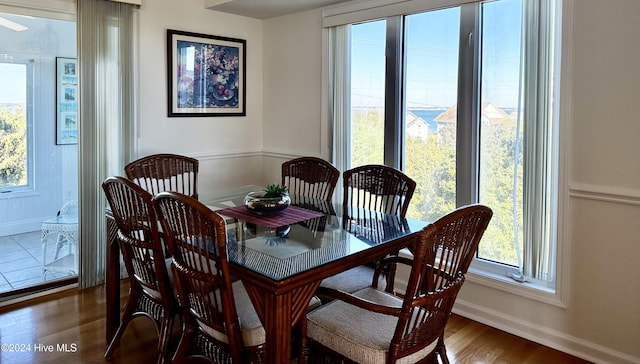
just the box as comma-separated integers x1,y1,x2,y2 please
457,2,481,207
384,16,403,168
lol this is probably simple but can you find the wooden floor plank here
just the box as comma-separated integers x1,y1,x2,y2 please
0,282,593,363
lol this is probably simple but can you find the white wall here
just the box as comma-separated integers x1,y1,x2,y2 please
137,0,267,192
261,9,328,185
259,1,640,363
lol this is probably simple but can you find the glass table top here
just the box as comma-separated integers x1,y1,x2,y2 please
204,185,428,281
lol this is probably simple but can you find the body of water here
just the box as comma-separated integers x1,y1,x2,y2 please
409,109,446,132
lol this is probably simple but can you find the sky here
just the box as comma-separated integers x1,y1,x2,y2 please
350,0,523,109
0,11,74,106
0,63,26,104
1,1,522,109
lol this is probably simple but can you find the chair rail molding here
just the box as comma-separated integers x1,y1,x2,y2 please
107,0,141,5
188,149,262,161
569,182,640,206
262,147,322,161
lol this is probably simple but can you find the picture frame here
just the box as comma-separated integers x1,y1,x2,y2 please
55,57,78,145
167,29,246,117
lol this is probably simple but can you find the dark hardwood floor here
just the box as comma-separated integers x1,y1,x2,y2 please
0,281,592,363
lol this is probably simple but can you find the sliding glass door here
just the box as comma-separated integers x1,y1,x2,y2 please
0,10,78,298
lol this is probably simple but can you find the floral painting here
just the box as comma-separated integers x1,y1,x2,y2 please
167,30,246,117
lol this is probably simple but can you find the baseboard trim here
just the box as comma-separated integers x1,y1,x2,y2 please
0,218,45,236
453,299,640,364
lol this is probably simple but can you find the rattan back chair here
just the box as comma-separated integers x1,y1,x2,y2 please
125,153,199,199
282,157,340,202
305,204,493,364
153,191,265,363
319,165,416,300
342,164,416,218
102,176,179,364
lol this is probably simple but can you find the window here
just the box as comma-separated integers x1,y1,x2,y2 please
350,20,386,167
329,0,560,290
0,61,31,191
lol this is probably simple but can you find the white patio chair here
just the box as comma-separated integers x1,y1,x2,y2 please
41,200,78,277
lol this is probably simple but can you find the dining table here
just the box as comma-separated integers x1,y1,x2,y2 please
105,185,428,364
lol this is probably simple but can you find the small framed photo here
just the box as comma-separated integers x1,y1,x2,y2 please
55,57,78,144
167,29,246,117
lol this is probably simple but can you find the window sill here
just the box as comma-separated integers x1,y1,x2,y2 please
465,268,565,308
396,249,565,308
0,189,39,200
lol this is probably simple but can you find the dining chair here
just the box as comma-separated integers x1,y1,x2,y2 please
125,153,199,199
153,191,265,363
282,156,340,202
304,204,493,364
341,164,416,218
319,164,417,299
101,176,179,364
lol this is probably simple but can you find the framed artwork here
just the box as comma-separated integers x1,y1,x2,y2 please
167,29,246,117
55,57,78,145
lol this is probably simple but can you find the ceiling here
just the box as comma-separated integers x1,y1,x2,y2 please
206,0,354,20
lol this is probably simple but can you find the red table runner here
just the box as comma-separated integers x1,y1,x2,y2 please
215,205,324,229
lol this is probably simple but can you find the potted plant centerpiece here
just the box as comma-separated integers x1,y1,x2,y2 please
244,183,291,215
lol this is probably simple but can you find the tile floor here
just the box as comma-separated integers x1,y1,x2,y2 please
0,231,76,294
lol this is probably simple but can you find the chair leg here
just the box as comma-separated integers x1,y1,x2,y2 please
171,325,194,363
436,337,450,364
157,313,176,364
298,317,308,364
104,318,130,358
41,233,49,278
54,233,66,260
104,292,139,358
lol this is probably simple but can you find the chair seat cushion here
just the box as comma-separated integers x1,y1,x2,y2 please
140,258,175,301
199,280,266,347
307,287,436,364
198,284,320,350
318,265,383,301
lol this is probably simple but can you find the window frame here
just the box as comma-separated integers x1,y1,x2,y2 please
0,59,34,195
324,0,568,306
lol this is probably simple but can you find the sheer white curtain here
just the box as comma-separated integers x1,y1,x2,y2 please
77,0,137,288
